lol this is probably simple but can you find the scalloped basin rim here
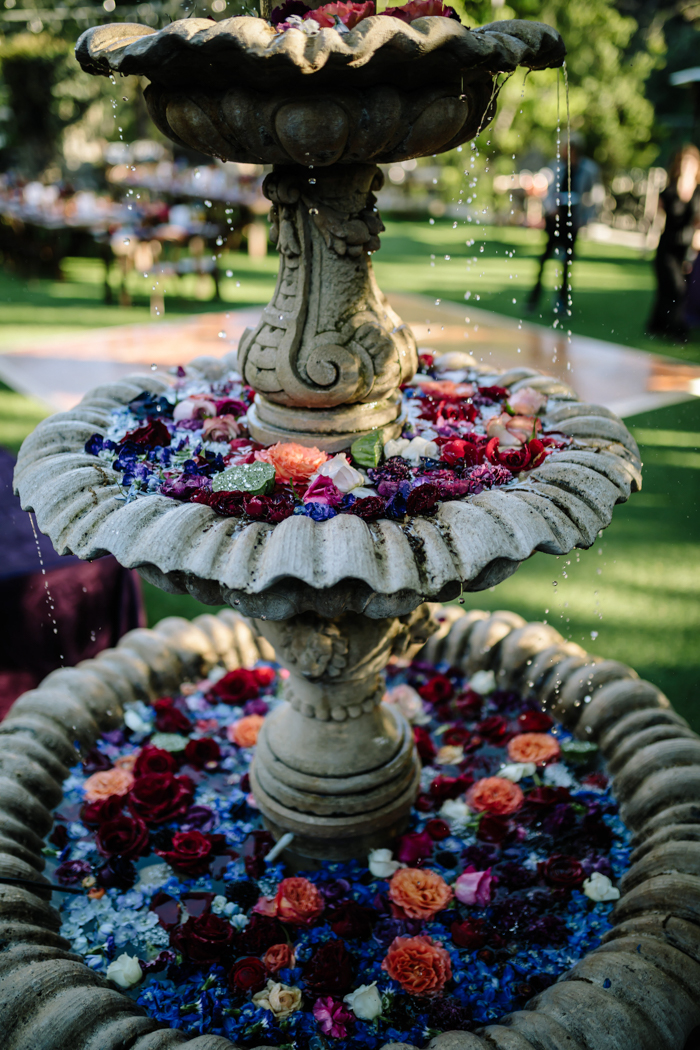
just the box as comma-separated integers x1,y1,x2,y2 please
13,366,641,620
75,16,566,88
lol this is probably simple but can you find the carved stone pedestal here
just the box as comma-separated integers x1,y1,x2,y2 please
239,163,418,451
250,605,435,861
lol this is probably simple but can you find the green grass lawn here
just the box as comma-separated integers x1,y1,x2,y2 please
1,221,698,731
1,219,698,361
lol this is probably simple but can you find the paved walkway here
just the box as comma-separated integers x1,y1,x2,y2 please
0,294,697,418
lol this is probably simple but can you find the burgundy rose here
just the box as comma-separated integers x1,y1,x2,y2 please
344,495,386,521
303,939,354,996
455,688,483,719
228,956,267,994
475,715,509,745
425,819,451,841
96,856,137,890
327,901,375,940
153,698,192,734
157,829,223,876
430,774,473,802
477,385,509,401
237,914,285,955
451,917,488,950
134,746,178,778
396,830,433,865
477,815,511,844
525,786,570,808
184,737,221,769
96,815,150,860
518,709,554,733
82,748,112,775
170,913,234,966
81,794,124,826
49,824,69,850
243,491,295,523
443,726,472,747
55,859,92,885
538,854,585,888
191,490,245,517
129,772,195,825
210,668,259,705
121,418,171,449
406,483,439,515
418,674,454,705
215,397,248,416
414,726,436,765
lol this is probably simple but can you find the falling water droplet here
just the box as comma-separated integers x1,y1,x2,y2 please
218,331,226,339
150,363,157,371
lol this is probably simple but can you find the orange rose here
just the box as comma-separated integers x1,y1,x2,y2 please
507,732,561,765
382,935,452,996
83,768,134,803
227,714,265,748
274,877,325,925
466,776,524,816
255,442,327,484
263,943,296,973
388,867,453,920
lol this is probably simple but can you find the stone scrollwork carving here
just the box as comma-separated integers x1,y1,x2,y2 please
239,163,418,447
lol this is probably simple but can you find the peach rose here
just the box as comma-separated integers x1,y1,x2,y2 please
486,413,523,448
257,877,324,925
466,776,524,816
382,935,452,996
202,415,241,442
255,442,328,484
415,378,474,399
263,943,296,973
83,768,134,802
388,867,453,920
505,414,541,444
227,714,265,748
507,732,561,765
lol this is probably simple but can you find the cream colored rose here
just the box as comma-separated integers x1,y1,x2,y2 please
315,453,365,492
498,762,536,782
344,982,383,1021
383,683,429,724
106,953,143,989
368,847,401,879
470,669,496,695
252,979,303,1020
486,413,523,448
582,872,620,902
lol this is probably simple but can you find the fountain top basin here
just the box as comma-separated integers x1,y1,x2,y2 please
75,16,565,93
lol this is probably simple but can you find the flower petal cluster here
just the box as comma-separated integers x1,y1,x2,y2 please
388,867,453,919
382,935,452,995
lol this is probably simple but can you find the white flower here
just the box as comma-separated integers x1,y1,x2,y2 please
436,745,464,766
384,438,410,459
498,762,536,782
582,872,620,902
106,953,143,989
383,683,429,724
135,863,172,890
543,762,575,788
344,982,383,1021
440,798,471,825
123,704,152,735
470,669,496,695
315,453,365,492
368,848,401,879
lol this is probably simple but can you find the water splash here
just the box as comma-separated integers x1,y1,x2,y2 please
27,512,64,663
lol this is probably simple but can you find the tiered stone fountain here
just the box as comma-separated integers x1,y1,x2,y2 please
3,9,700,1050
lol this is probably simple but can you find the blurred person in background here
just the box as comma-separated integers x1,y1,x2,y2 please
648,144,700,342
526,132,602,315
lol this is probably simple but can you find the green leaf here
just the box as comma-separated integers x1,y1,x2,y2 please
351,429,384,468
212,461,276,495
560,739,599,764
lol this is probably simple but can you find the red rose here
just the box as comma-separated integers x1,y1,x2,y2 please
478,385,509,401
228,956,267,994
477,815,511,844
425,819,451,841
397,830,433,865
237,914,285,955
451,917,488,950
210,668,259,704
539,854,585,888
455,688,483,720
242,492,295,523
122,418,171,449
430,774,473,802
184,737,221,769
96,815,150,860
418,674,454,705
327,901,375,940
129,772,194,825
303,939,354,996
518,710,554,733
252,666,276,688
153,698,192,734
134,746,178,777
81,794,124,826
157,830,223,876
475,716,509,745
526,786,571,807
414,726,436,765
170,913,234,966
344,496,385,520
440,439,469,466
485,437,532,472
443,726,472,747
